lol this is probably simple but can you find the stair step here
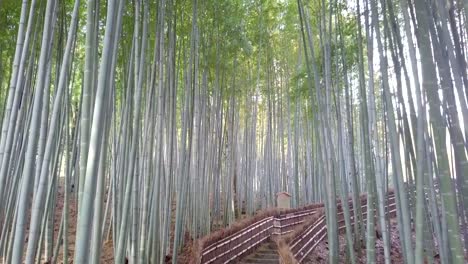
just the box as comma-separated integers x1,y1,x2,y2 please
238,240,279,263
256,249,277,254
242,257,280,264
253,252,278,258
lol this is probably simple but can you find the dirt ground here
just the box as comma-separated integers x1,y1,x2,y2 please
50,184,194,264
50,185,115,263
38,189,460,264
304,219,440,264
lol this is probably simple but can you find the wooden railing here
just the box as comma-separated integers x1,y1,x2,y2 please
200,216,275,263
192,191,396,264
285,192,397,263
192,203,324,264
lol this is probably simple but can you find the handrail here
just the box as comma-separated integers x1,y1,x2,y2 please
286,192,397,263
203,216,274,254
192,190,396,264
193,202,326,263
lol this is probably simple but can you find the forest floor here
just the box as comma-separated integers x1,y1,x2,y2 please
34,190,453,263
50,186,195,264
51,184,115,263
305,218,441,264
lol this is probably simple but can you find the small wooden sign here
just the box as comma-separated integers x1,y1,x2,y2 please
276,191,291,209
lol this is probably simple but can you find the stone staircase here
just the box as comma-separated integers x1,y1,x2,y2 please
238,240,280,264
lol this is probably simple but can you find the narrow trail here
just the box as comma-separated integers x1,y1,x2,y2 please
238,240,279,264
191,191,396,264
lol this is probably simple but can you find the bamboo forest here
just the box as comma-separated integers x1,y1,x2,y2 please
0,0,467,263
